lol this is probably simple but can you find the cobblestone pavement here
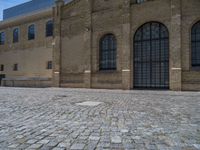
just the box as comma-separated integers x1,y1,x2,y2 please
0,87,200,150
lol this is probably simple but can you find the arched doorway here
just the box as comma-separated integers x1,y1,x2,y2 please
133,22,169,89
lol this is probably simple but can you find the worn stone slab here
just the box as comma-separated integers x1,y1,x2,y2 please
70,143,85,150
111,136,122,144
28,143,43,149
76,101,103,106
89,136,100,141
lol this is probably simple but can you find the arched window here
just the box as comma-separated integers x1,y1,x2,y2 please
13,28,19,43
134,22,169,88
46,20,53,37
191,21,200,67
99,34,117,70
28,24,35,40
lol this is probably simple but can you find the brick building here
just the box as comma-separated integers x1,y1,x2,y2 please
0,0,200,91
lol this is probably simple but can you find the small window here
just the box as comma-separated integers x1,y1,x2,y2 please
47,61,52,69
0,32,5,45
13,64,18,71
99,34,117,70
28,24,35,40
136,0,146,4
13,28,19,43
0,65,4,71
46,20,53,37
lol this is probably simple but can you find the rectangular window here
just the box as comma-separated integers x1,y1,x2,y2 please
46,20,53,37
136,0,146,4
47,61,52,69
0,32,5,45
0,65,4,71
13,64,18,71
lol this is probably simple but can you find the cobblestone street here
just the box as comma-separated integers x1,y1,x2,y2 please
0,87,199,150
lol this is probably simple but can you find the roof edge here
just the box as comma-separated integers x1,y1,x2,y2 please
0,8,52,29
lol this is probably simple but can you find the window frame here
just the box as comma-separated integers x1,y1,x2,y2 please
28,24,35,40
191,21,200,69
46,20,53,37
13,64,18,71
0,32,6,45
136,0,146,4
0,64,4,71
133,22,170,89
13,28,19,43
99,34,117,71
46,61,52,70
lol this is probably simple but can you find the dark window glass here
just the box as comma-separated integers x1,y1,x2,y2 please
0,65,4,71
28,24,35,40
136,0,146,4
134,22,169,89
46,20,53,37
191,21,200,67
47,61,52,69
13,28,19,43
99,34,117,70
13,64,18,71
0,32,5,45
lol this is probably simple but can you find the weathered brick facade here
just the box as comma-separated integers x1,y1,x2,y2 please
0,9,53,87
0,0,200,90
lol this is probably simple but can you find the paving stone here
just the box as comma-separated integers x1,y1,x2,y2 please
121,129,129,133
52,147,66,150
28,143,43,149
57,142,71,148
26,139,38,144
8,144,19,148
89,136,100,141
98,142,110,148
35,136,45,140
46,141,59,147
16,135,24,139
193,144,200,149
17,143,30,149
70,143,85,150
111,136,122,144
76,101,103,107
40,145,53,150
78,136,88,140
38,139,50,144
0,88,199,150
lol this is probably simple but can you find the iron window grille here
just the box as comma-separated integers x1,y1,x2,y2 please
134,22,169,89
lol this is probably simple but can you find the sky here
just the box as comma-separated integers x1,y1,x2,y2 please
0,0,30,20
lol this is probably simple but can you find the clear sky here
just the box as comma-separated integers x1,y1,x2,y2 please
0,0,30,20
